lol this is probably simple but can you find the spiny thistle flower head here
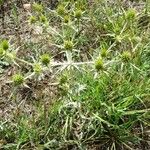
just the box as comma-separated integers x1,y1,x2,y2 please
125,8,137,20
40,15,47,23
57,5,66,16
63,15,70,23
121,51,132,62
12,74,24,86
64,40,73,51
75,9,82,19
29,16,36,24
1,40,9,50
32,3,43,12
115,35,122,43
33,63,42,74
40,54,50,66
95,58,104,71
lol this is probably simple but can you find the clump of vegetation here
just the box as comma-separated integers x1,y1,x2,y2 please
0,0,150,149
12,74,24,86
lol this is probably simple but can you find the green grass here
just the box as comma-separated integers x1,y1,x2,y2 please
0,0,150,149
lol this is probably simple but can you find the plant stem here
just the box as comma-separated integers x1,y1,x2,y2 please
15,57,33,66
